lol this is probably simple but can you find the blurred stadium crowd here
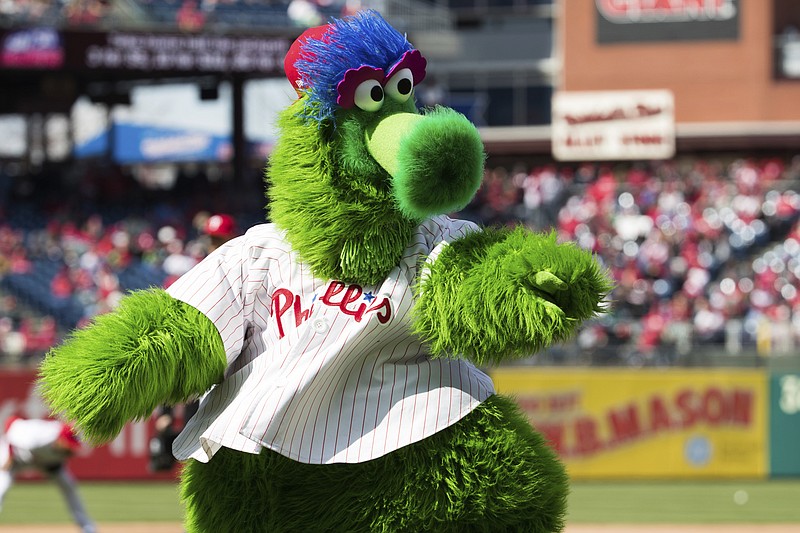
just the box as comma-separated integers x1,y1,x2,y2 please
3,152,800,367
0,0,353,30
462,154,800,366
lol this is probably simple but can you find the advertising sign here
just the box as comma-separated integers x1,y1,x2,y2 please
0,28,64,69
596,0,740,43
0,369,174,480
0,29,290,76
491,368,767,479
551,90,675,161
64,31,290,75
770,373,800,476
112,123,232,164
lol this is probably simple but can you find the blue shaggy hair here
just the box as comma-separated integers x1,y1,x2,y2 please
295,10,415,123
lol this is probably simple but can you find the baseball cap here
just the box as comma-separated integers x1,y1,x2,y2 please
284,23,332,96
203,214,237,238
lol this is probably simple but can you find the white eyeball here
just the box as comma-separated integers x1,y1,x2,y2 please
354,79,384,112
385,68,414,103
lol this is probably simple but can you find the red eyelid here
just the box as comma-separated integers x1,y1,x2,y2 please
386,50,427,85
336,66,384,109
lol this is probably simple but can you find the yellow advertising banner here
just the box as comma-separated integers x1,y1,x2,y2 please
490,367,767,479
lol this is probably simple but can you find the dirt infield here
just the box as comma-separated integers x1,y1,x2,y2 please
0,525,182,533
1,524,799,533
567,526,800,532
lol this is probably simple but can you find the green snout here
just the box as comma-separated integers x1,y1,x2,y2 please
365,107,485,220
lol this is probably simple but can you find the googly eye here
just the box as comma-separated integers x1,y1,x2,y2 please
385,68,414,103
354,79,384,112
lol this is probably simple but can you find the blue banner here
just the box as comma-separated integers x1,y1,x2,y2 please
112,123,231,164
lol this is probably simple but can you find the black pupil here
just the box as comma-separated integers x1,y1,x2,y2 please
397,78,412,95
371,85,383,102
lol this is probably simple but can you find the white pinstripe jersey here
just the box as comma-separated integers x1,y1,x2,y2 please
166,215,495,465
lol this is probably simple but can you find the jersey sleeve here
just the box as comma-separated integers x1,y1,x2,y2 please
425,215,480,257
416,215,481,283
428,215,480,247
166,236,248,368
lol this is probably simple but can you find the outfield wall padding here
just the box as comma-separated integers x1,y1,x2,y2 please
491,367,768,480
769,372,800,477
1,367,797,480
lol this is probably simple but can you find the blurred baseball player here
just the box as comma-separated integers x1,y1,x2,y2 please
0,416,96,533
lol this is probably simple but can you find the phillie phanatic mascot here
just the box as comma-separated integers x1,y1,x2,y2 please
40,11,612,532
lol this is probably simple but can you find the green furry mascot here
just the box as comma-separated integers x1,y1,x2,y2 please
39,11,612,532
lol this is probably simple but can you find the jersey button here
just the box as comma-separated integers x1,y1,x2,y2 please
312,318,328,333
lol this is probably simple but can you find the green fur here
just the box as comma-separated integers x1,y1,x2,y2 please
413,227,614,366
181,394,568,533
38,28,608,532
266,98,418,285
267,98,486,285
391,106,485,219
38,288,226,444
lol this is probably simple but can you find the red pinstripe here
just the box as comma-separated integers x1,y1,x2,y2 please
271,302,339,447
168,219,495,465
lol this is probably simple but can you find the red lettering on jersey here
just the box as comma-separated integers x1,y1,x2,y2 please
275,282,393,338
293,295,313,326
271,288,294,338
367,298,392,323
339,284,367,321
321,281,346,305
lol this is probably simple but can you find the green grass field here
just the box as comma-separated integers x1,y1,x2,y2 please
567,480,800,523
1,479,799,525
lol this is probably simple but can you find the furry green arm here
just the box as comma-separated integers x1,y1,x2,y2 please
38,288,227,444
412,227,614,366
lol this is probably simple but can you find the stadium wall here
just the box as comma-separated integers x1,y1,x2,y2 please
1,367,798,480
560,0,800,124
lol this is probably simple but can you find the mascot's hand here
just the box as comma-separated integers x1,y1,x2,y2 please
499,230,611,322
413,227,613,366
38,288,226,444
